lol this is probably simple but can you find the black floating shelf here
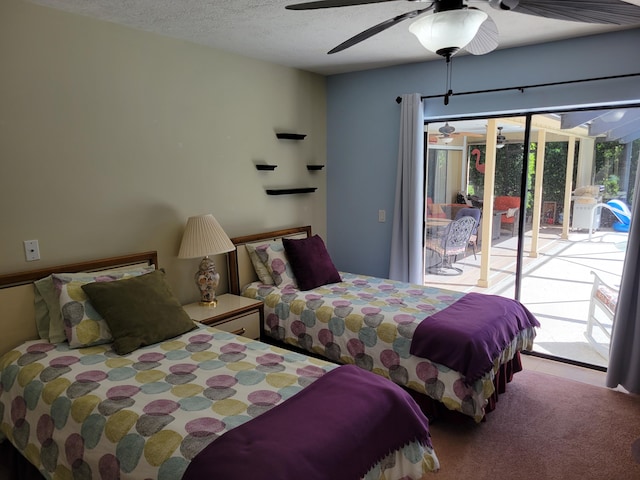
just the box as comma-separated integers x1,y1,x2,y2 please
276,133,306,140
255,164,277,171
266,187,317,195
307,165,324,171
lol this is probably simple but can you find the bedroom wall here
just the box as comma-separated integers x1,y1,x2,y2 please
325,28,640,278
0,0,327,303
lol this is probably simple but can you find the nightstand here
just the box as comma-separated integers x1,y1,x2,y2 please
182,294,263,339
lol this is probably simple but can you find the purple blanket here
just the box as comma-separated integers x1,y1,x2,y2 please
410,293,540,383
183,364,432,480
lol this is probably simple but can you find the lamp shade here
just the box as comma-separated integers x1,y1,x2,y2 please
409,9,488,57
178,214,234,259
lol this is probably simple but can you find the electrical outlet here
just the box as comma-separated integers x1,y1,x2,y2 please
24,240,40,261
378,209,386,222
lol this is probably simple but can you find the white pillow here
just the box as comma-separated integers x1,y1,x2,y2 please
48,266,155,347
249,240,297,288
245,243,275,285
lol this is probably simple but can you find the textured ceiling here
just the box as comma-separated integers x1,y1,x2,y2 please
25,0,640,75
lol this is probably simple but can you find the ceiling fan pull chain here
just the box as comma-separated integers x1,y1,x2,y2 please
444,55,453,105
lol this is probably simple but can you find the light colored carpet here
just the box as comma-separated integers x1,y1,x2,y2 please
429,369,640,479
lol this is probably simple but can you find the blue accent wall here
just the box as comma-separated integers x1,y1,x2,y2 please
326,28,640,278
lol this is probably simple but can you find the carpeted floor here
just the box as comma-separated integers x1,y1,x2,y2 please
3,368,639,479
429,369,640,479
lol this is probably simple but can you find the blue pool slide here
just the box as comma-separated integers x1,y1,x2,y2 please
606,199,631,232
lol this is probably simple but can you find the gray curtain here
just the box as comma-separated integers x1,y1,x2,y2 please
389,93,424,284
606,166,640,393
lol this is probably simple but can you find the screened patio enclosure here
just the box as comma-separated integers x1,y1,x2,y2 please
423,107,639,368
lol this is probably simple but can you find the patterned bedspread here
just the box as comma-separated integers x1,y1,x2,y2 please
242,272,538,422
0,325,438,479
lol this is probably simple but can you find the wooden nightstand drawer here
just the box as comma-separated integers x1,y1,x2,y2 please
208,311,260,339
182,294,263,340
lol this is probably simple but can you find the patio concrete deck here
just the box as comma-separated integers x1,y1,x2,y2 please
423,226,627,369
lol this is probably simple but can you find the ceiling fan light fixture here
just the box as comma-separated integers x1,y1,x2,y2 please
409,9,488,58
441,136,454,144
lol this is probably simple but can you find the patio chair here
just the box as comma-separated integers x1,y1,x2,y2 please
494,195,520,236
454,207,481,259
585,271,618,359
425,216,476,276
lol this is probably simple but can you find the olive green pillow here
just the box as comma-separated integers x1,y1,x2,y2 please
81,270,196,355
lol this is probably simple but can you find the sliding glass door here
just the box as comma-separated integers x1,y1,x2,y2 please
423,108,639,369
518,110,636,369
424,118,526,290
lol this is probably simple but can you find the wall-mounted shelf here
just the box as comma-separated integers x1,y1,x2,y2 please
255,164,277,171
276,133,306,140
266,187,317,195
264,132,313,195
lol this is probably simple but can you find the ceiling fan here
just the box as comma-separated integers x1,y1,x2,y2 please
285,0,640,60
496,126,506,148
429,122,484,143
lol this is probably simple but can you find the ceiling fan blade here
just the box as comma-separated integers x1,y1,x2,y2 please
328,6,434,54
286,0,398,10
505,0,640,25
456,132,486,137
464,15,499,55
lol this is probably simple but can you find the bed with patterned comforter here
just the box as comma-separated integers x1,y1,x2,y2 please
0,325,439,479
242,272,539,422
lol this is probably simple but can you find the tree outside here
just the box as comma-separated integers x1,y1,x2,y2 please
467,139,639,226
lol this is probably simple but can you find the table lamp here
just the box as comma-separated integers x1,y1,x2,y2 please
178,214,235,306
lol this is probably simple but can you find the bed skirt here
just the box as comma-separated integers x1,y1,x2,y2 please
408,351,523,423
0,439,44,480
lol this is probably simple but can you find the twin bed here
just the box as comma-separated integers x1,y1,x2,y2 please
0,225,541,478
228,226,540,423
0,251,439,479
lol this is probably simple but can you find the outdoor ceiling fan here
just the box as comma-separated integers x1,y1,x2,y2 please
285,0,640,60
496,126,506,148
429,122,484,143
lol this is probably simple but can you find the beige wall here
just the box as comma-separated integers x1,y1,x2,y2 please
0,0,327,303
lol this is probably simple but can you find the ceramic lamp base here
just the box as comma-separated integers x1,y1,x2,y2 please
195,256,220,306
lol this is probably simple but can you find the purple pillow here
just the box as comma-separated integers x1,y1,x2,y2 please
282,235,341,291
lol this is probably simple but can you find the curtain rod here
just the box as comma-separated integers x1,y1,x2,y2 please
395,72,640,104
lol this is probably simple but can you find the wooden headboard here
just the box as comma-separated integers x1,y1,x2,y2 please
0,251,158,357
227,226,312,295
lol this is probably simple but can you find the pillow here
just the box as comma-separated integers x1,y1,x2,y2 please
81,270,196,355
252,240,297,288
245,243,275,285
282,235,341,291
50,266,155,348
34,264,156,344
34,275,63,342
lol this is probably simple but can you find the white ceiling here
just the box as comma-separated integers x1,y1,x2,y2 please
25,0,640,75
